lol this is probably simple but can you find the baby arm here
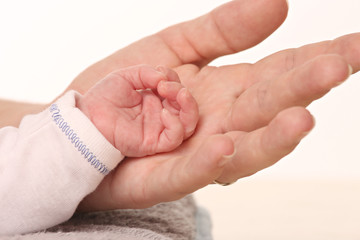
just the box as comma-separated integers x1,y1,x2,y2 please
77,65,199,157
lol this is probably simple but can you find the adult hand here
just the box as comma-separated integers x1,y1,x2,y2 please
70,0,360,210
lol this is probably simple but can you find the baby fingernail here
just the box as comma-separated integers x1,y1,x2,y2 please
179,88,189,98
162,108,169,115
158,80,166,90
156,65,167,74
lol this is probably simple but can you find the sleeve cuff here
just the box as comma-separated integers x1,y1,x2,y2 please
49,90,124,175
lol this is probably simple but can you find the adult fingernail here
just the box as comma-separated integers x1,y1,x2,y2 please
218,149,237,167
297,115,315,141
348,64,353,76
335,64,353,86
300,130,311,140
299,126,314,140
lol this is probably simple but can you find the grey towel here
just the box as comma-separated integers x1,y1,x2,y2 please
3,195,201,240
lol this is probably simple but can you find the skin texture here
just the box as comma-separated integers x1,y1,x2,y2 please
77,65,199,157
0,0,359,210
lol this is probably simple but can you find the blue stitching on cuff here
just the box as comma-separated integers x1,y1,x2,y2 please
49,103,110,175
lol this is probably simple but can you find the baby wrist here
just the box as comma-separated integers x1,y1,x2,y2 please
51,90,124,176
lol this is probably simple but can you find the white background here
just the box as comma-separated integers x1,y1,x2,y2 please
1,1,360,239
0,0,359,179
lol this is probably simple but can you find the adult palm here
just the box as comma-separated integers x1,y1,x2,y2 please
74,0,360,210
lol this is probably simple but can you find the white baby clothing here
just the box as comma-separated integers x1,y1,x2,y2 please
0,91,123,235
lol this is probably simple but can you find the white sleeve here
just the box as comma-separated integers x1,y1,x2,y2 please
0,91,124,236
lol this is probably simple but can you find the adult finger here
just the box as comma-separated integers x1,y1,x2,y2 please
216,107,314,184
156,0,288,67
67,0,288,94
252,33,360,83
145,134,235,204
225,54,351,132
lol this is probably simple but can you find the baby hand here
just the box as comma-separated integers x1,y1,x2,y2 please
77,65,199,157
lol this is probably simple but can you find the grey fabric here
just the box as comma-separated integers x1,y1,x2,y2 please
195,206,213,240
2,229,170,240
4,195,200,240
